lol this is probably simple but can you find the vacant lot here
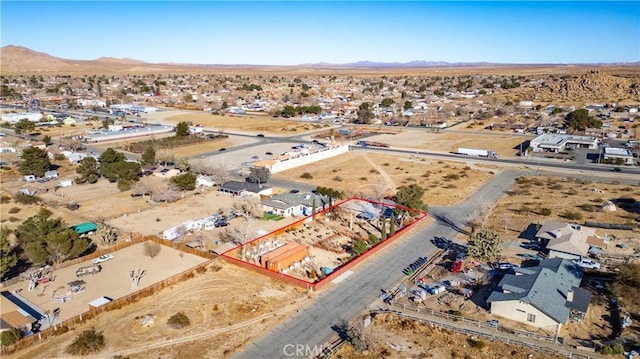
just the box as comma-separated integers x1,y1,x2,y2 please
145,109,331,135
273,152,495,206
7,260,312,359
332,311,565,359
363,129,530,158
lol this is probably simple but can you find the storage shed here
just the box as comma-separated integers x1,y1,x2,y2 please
260,242,309,272
71,222,98,236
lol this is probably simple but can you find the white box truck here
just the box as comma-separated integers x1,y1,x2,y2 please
457,148,498,159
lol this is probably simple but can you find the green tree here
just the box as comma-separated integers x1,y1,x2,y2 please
394,184,428,211
19,146,51,177
75,157,100,184
357,102,375,124
141,146,156,165
247,167,271,184
467,228,502,262
171,172,197,191
14,212,89,265
352,238,368,256
101,161,141,183
99,148,125,165
42,135,52,146
0,226,18,279
0,328,23,346
14,118,36,134
221,100,228,109
403,101,413,110
175,121,189,137
183,93,193,103
380,98,394,107
564,109,602,132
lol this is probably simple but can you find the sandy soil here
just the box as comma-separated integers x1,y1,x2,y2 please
144,109,330,135
2,242,208,323
363,128,531,158
333,312,566,359
273,151,496,206
7,260,312,359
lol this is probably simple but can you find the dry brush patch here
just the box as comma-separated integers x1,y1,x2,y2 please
332,312,565,359
273,152,494,206
8,261,311,359
163,112,330,134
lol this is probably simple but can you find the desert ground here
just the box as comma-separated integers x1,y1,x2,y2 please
273,151,496,206
3,241,208,323
331,311,567,359
6,260,312,359
362,127,531,158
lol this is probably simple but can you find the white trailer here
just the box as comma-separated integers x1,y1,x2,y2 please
457,148,498,159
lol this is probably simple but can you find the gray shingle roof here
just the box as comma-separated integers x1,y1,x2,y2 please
219,181,271,193
487,258,586,324
262,192,329,210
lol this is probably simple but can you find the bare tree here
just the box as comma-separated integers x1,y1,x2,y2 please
151,181,180,203
143,241,162,259
21,268,40,292
95,226,118,246
476,196,494,230
232,196,263,220
219,220,256,246
129,269,146,289
131,177,154,198
156,149,175,167
367,181,392,202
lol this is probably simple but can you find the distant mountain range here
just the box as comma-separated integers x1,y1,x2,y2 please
1,45,638,74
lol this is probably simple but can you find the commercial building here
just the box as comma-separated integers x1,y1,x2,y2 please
529,134,599,152
601,147,634,165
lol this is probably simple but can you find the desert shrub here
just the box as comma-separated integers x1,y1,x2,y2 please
382,162,389,166
519,205,532,214
13,193,40,205
549,184,564,190
445,184,456,189
167,312,190,329
7,217,20,222
539,208,552,216
0,195,11,204
599,343,624,355
332,176,343,182
444,174,459,181
65,327,105,355
143,241,162,259
369,169,379,174
300,172,313,179
469,339,486,349
54,153,66,161
566,188,579,195
117,179,131,192
0,328,23,346
359,177,367,181
562,210,583,220
8,207,20,214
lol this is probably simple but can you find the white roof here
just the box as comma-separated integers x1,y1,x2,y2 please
604,147,632,156
88,296,112,307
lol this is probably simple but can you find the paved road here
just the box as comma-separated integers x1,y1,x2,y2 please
234,171,521,359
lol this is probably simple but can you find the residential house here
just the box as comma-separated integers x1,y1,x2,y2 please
44,170,58,180
218,181,272,197
487,258,592,329
535,221,604,260
261,192,330,217
196,175,216,188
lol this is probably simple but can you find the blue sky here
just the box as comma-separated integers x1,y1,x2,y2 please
2,1,639,65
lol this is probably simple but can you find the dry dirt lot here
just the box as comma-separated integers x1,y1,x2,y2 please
363,128,530,158
332,311,565,359
3,241,208,323
7,260,312,359
273,151,496,206
145,108,330,135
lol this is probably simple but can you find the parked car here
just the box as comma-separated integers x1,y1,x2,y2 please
91,254,114,264
573,257,601,270
219,148,226,151
613,167,622,172
214,219,228,227
265,152,273,156
497,262,513,271
256,134,265,137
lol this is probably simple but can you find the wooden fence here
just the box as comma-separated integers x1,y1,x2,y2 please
0,238,216,355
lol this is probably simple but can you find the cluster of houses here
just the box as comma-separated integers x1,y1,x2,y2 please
486,220,606,330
